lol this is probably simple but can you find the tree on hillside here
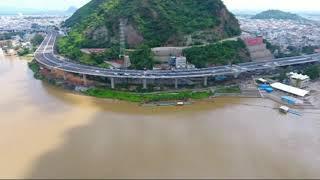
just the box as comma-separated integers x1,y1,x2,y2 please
304,65,320,80
183,39,249,68
129,45,154,70
17,48,30,56
31,34,44,46
302,46,317,55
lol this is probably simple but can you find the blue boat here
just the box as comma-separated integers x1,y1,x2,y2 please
281,96,299,105
259,84,273,93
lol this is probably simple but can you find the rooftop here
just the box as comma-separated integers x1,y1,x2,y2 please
289,72,310,80
271,82,310,97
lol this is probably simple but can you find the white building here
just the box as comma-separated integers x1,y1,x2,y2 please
288,72,310,88
175,56,187,69
271,82,310,97
123,55,131,68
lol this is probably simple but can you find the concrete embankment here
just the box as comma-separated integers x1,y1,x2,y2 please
213,93,261,98
261,91,318,110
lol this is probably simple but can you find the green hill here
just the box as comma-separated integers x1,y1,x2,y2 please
63,0,241,48
252,10,308,21
58,0,245,69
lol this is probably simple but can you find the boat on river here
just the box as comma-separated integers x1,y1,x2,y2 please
142,101,192,107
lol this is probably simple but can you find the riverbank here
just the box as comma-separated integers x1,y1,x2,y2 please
27,60,249,103
20,54,34,61
28,60,44,80
84,88,213,103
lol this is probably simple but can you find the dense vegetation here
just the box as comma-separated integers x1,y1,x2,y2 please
85,88,212,103
56,33,83,60
64,0,105,28
0,32,24,41
62,0,240,48
129,45,154,70
28,60,44,80
275,64,320,82
302,46,319,54
57,33,118,66
183,39,250,68
252,10,308,21
17,48,31,56
17,34,44,56
304,65,320,80
31,34,44,46
264,39,296,58
264,39,279,54
58,0,241,69
264,39,318,58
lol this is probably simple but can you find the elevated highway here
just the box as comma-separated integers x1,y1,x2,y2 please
34,32,320,88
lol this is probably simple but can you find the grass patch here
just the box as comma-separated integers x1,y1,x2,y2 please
97,63,110,68
28,60,44,80
28,61,40,73
84,88,212,103
214,85,241,94
28,60,39,72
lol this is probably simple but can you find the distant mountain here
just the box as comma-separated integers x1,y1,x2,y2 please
0,6,78,16
252,10,309,21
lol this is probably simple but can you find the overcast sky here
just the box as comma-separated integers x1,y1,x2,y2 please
0,0,319,12
223,0,320,12
0,0,89,10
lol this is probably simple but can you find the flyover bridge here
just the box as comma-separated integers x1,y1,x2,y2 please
34,32,320,89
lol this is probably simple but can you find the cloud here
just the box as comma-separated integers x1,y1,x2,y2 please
223,0,320,11
0,0,319,12
0,0,90,10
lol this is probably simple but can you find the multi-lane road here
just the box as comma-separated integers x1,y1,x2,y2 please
35,32,320,80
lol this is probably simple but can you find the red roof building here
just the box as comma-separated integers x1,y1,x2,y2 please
244,37,264,46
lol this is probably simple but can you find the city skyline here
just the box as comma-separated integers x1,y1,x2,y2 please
0,0,319,12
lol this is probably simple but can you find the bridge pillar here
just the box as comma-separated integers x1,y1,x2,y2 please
63,71,67,81
233,72,240,79
204,76,208,86
82,74,87,86
175,78,178,89
111,77,115,89
143,79,147,89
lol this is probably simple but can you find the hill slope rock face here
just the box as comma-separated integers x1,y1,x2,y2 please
64,0,241,48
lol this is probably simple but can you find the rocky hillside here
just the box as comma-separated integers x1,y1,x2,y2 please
63,0,241,48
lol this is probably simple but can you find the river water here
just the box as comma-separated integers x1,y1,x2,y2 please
1,54,320,179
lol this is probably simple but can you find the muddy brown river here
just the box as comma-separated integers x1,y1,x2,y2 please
1,53,320,179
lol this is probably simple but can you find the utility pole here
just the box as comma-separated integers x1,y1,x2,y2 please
119,19,131,69
119,19,126,59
